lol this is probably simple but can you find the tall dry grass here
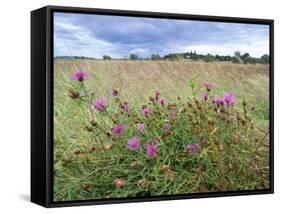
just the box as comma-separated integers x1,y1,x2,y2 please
53,59,270,201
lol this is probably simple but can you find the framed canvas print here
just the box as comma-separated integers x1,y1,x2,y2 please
31,5,274,207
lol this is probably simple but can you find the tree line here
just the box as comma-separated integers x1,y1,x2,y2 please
55,51,270,64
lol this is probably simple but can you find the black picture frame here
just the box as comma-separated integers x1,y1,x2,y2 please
31,5,274,208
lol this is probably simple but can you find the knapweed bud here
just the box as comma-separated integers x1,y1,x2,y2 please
82,183,92,191
207,118,214,126
172,102,177,108
69,89,80,99
231,133,239,144
91,119,97,127
187,113,193,120
138,179,150,188
241,118,246,126
242,99,247,106
112,89,118,97
250,123,255,130
85,126,93,132
214,138,220,145
62,156,70,163
141,104,147,109
88,145,96,153
251,106,256,111
114,179,127,188
106,131,112,137
236,113,241,121
153,136,161,143
111,116,118,124
192,106,197,114
74,149,81,155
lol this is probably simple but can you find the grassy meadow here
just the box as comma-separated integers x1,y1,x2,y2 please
53,59,270,201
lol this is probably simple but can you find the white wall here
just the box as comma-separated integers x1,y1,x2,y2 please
0,0,279,212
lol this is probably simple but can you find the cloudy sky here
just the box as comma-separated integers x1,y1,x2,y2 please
54,12,269,58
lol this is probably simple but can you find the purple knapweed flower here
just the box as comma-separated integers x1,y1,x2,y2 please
158,98,166,105
112,89,118,97
70,70,90,81
137,123,145,133
204,82,214,91
223,92,236,106
93,98,107,111
187,143,199,155
212,97,224,105
155,90,161,97
127,137,141,150
146,144,157,157
163,123,171,133
201,92,208,101
111,124,126,135
142,107,152,116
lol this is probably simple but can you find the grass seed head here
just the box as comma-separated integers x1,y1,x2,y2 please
103,142,114,150
161,164,171,173
130,160,142,168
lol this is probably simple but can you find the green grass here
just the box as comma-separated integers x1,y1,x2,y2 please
53,59,270,201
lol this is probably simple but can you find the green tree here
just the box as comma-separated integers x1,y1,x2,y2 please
261,54,270,64
103,55,111,60
151,54,161,60
129,54,139,60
